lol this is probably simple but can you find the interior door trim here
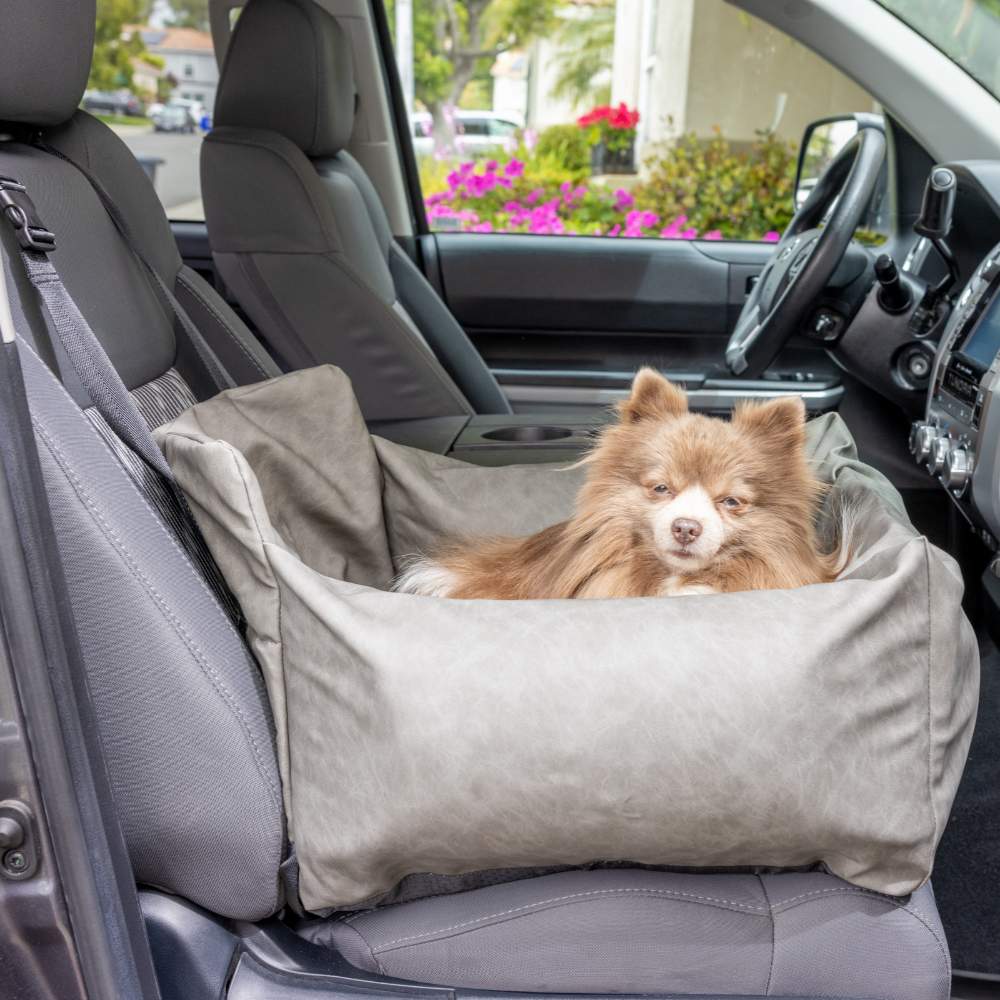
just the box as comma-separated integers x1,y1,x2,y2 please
504,383,844,413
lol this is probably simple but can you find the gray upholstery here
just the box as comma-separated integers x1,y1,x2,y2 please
214,0,356,157
13,336,284,920
203,0,512,418
0,0,286,918
0,115,278,399
0,0,95,125
305,870,951,998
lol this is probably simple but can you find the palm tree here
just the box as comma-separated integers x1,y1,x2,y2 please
549,0,615,109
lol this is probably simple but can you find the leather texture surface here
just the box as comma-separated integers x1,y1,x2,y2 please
156,365,979,912
303,868,951,998
0,0,95,125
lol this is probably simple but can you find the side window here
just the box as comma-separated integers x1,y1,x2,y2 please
391,0,879,241
88,1,216,221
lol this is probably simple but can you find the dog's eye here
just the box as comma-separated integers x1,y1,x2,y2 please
720,496,743,510
652,483,672,496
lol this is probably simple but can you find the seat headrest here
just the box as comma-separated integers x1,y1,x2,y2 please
214,0,356,157
0,0,96,126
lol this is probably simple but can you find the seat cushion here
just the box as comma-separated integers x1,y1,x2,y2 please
302,869,950,998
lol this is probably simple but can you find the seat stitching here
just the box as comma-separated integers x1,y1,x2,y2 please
176,269,269,379
772,885,905,907
773,886,951,982
372,887,769,949
31,413,283,813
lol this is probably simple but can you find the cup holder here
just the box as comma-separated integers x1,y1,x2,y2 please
481,425,575,443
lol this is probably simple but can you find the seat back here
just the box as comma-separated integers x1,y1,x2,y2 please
1,0,285,920
202,0,512,419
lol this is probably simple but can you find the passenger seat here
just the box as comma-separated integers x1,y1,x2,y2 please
0,2,953,997
201,0,512,421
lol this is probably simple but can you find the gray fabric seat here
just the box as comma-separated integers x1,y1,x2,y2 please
305,869,951,998
201,0,512,421
0,2,954,996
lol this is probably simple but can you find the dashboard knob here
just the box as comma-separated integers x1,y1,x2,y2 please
943,446,972,495
927,435,949,475
910,421,937,462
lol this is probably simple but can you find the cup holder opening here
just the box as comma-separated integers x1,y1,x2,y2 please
481,425,575,443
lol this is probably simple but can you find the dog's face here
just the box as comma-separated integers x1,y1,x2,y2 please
585,369,812,576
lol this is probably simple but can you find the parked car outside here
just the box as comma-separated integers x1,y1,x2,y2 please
411,110,523,157
81,88,144,118
152,103,195,134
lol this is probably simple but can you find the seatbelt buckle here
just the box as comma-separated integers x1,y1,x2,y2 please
0,178,56,252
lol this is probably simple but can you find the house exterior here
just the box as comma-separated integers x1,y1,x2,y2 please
609,0,876,154
494,0,875,159
139,26,218,110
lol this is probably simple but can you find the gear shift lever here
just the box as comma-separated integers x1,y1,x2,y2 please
915,167,959,298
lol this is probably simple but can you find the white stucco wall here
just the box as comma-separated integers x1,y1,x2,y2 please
609,0,877,156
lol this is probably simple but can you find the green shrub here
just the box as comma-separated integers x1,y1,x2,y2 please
633,129,797,239
418,128,798,242
534,124,592,174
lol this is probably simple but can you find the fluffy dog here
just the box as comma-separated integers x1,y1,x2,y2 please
395,368,849,599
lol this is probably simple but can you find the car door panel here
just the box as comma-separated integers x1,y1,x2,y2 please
431,233,835,401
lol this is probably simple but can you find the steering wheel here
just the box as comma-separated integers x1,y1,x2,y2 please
725,120,887,377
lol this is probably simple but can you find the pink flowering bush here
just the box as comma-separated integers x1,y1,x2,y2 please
422,155,782,242
418,124,802,241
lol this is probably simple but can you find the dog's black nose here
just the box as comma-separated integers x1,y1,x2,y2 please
672,518,702,545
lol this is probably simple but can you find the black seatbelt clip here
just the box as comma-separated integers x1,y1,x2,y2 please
0,178,56,252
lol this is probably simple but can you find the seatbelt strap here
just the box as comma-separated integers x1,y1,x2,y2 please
1,178,243,625
2,177,178,484
33,141,236,394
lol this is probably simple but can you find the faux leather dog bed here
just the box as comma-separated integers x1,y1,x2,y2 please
156,366,979,913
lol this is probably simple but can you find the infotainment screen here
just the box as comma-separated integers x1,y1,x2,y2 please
960,287,1000,368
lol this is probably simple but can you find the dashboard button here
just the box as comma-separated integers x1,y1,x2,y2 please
910,421,937,462
927,435,949,475
943,446,972,495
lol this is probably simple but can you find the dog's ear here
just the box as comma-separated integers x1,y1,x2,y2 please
732,395,807,451
617,368,688,424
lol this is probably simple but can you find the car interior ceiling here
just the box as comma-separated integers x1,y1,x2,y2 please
1,0,999,998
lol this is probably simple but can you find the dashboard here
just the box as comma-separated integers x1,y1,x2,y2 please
912,227,1000,550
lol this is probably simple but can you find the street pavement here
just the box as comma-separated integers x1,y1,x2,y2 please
113,125,205,219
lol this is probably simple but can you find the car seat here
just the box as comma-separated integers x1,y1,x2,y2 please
0,1,953,996
201,0,512,421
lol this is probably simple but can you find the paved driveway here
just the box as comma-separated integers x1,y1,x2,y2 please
114,125,205,219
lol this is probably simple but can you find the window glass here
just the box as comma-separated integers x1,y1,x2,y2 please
87,1,216,221
389,0,879,241
876,0,1000,99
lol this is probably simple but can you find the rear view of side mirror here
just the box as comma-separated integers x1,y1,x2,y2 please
795,115,859,209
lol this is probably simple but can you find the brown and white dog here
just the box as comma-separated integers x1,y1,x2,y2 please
395,368,850,599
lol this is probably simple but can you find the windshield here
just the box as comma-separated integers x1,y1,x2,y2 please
877,0,1000,98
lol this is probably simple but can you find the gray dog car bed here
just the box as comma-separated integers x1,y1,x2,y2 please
156,366,979,913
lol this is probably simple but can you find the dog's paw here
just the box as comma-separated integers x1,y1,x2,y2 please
393,559,458,597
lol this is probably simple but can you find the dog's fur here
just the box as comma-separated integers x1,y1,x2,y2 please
395,368,849,599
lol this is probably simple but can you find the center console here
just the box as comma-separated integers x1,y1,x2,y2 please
910,240,1000,548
